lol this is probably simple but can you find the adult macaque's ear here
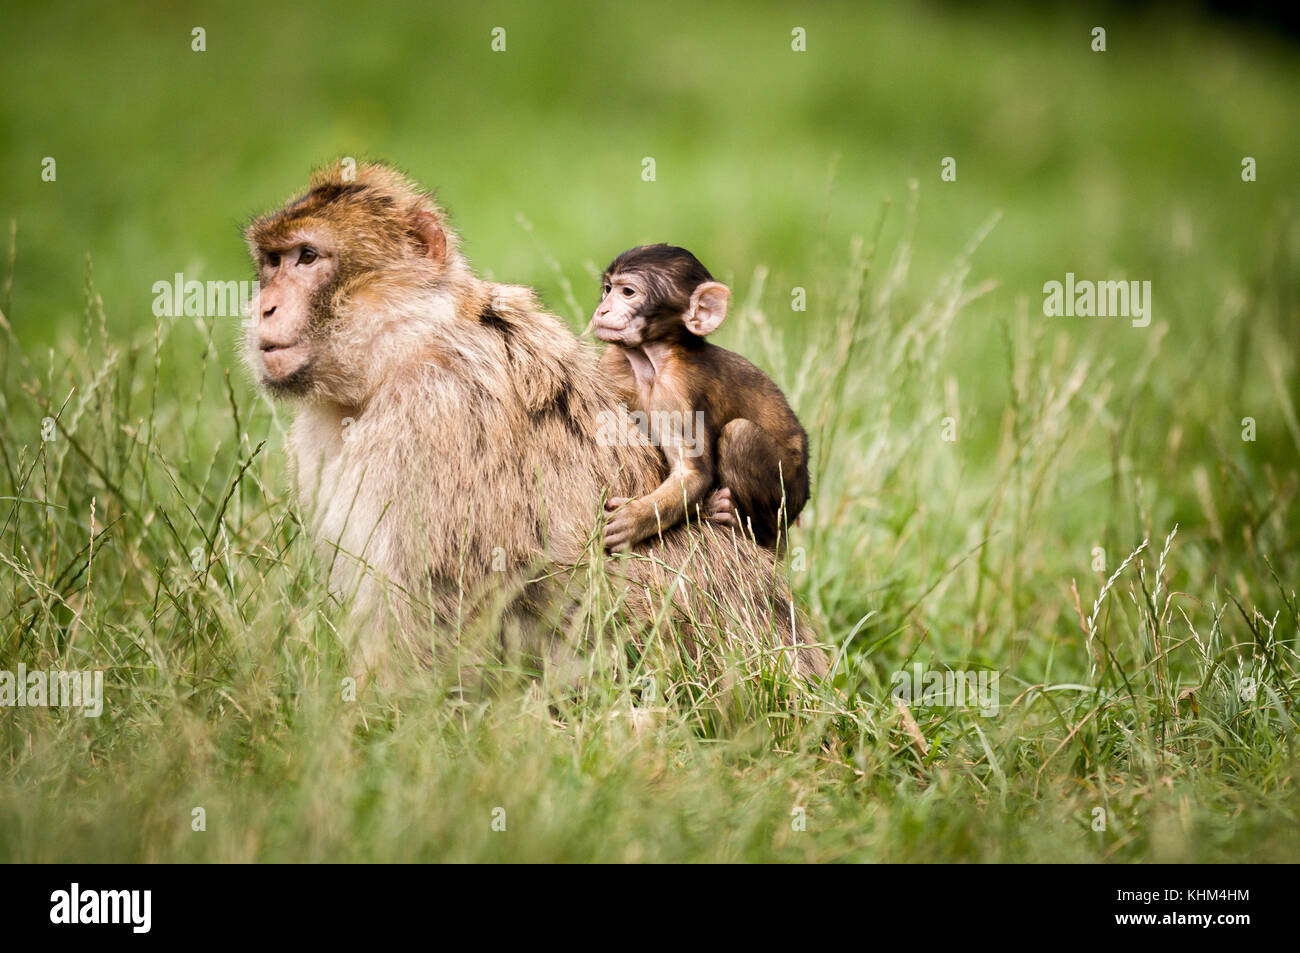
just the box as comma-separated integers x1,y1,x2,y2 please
685,281,730,336
409,209,447,265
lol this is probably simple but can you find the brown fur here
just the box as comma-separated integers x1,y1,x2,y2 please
243,161,829,682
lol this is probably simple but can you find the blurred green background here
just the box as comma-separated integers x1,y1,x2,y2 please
2,0,1294,342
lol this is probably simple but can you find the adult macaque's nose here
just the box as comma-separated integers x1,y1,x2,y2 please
257,297,296,349
258,285,280,321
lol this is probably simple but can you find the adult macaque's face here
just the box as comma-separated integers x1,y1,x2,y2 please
592,271,652,346
249,234,337,392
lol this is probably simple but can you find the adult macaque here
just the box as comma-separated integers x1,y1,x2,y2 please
593,245,810,551
243,163,827,680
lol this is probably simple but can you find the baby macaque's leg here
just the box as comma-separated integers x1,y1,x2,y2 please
713,419,802,549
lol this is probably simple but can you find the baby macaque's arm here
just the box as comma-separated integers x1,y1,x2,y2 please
604,430,714,550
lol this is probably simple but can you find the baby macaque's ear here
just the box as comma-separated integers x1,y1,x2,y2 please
684,281,730,336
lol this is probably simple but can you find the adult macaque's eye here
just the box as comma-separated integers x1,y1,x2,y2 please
266,252,281,268
299,247,318,265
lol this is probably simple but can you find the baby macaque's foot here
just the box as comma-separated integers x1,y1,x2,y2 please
704,487,736,527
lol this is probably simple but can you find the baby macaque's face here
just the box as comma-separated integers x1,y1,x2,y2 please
591,245,729,348
591,270,652,346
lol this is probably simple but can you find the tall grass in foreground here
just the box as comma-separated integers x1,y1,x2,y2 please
1,203,1297,863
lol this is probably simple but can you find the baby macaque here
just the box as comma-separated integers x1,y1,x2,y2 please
592,244,809,551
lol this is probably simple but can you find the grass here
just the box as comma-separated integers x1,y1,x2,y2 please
1,0,1298,862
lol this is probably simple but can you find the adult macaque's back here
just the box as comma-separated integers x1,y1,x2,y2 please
242,161,828,681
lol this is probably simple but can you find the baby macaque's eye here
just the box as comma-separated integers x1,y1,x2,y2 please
621,286,635,297
299,247,318,265
602,284,611,295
